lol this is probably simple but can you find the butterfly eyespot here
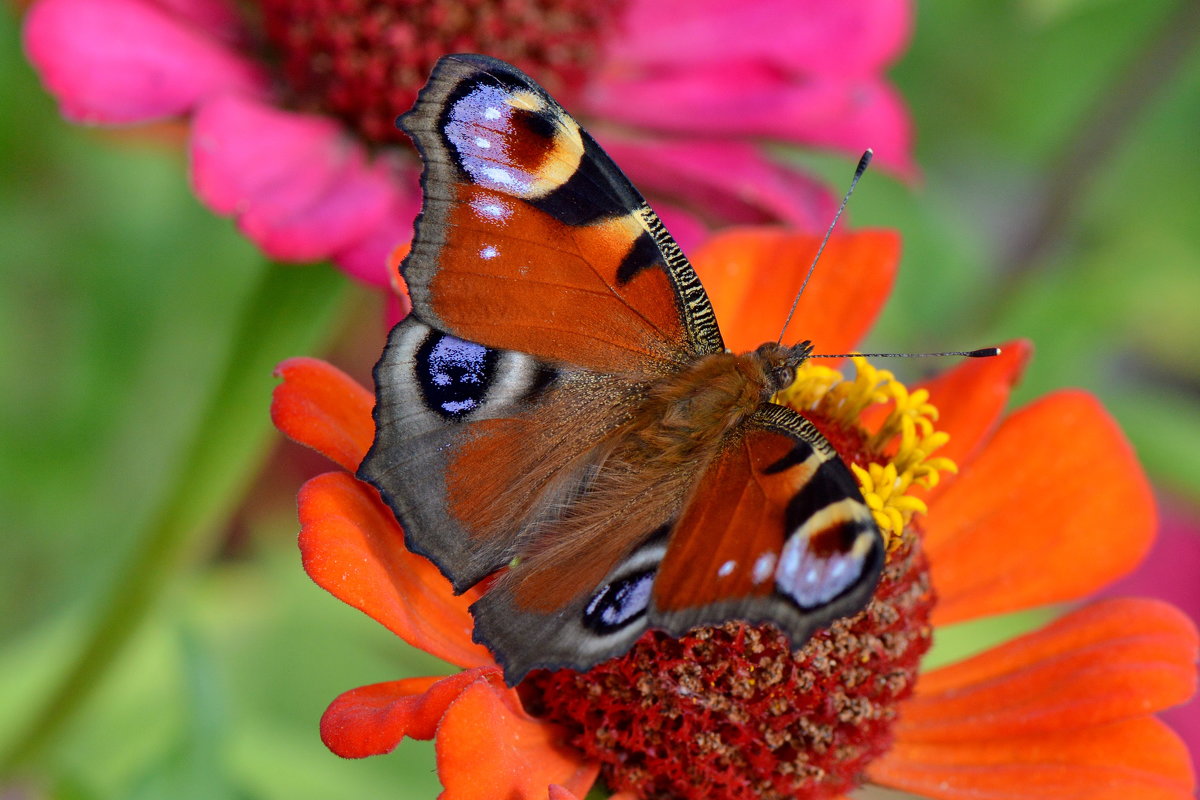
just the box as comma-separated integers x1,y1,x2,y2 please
776,518,880,608
414,331,498,420
583,570,655,634
511,105,557,140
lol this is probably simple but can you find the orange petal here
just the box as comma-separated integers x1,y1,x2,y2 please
690,228,899,357
272,357,374,471
869,716,1195,800
924,389,1156,625
298,471,493,669
437,679,598,800
386,242,414,324
387,240,411,297
320,668,497,757
915,339,1031,473
899,598,1197,740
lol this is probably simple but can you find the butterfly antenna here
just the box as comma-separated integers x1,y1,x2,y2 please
810,347,1002,359
777,149,874,345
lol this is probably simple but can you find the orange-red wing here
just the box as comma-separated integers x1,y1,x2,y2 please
398,54,722,373
651,404,884,646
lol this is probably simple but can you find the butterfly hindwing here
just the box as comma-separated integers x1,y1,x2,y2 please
650,403,885,643
398,53,722,373
469,520,680,683
467,402,882,684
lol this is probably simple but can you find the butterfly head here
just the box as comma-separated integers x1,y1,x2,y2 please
754,340,815,397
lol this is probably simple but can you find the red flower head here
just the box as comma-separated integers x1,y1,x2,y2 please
272,228,1198,799
23,0,915,291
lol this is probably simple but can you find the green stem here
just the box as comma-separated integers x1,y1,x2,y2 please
994,0,1200,289
0,261,349,774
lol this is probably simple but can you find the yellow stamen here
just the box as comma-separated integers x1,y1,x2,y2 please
776,356,956,550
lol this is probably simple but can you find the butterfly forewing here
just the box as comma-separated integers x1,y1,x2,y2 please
399,53,723,373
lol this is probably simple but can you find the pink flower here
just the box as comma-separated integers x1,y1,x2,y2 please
24,0,915,291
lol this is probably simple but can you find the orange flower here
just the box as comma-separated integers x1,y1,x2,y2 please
272,228,1197,800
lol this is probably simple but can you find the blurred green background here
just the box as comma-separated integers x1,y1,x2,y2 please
1,1,1197,798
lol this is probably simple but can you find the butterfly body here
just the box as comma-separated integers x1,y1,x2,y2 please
614,342,809,467
360,54,884,684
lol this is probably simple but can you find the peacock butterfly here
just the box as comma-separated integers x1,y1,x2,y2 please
358,54,884,685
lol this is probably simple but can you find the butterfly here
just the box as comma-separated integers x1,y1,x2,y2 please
358,54,884,686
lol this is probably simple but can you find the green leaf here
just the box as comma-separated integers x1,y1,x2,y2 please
1,261,351,774
125,627,247,800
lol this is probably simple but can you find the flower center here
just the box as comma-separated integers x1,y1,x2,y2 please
520,359,949,800
255,0,627,143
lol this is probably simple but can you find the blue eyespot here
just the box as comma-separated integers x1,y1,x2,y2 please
415,332,497,420
583,570,654,633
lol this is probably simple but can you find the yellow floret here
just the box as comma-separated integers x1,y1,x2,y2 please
777,356,956,550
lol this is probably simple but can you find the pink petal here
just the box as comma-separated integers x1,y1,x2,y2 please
332,173,422,287
24,0,267,124
597,134,837,232
191,95,398,262
609,0,912,75
801,80,914,177
587,69,914,176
